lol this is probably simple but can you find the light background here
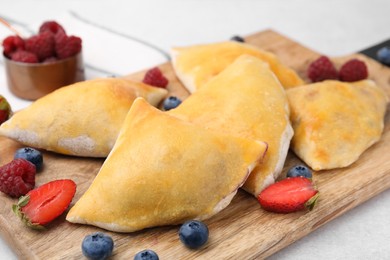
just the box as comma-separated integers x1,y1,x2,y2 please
0,0,389,259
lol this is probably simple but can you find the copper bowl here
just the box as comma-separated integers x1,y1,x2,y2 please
4,53,85,100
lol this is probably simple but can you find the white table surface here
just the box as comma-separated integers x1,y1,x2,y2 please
0,0,389,259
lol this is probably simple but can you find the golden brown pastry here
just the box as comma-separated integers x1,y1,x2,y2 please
171,41,303,93
169,55,294,196
0,78,167,157
287,80,388,170
66,98,267,232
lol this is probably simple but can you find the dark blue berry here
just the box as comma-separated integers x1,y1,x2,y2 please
163,96,182,111
179,220,209,249
230,35,245,42
286,165,312,178
14,147,43,171
377,46,390,65
81,232,114,260
134,249,159,260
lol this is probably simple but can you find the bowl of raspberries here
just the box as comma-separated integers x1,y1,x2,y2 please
2,20,85,100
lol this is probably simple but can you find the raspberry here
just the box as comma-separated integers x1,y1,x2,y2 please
2,35,25,58
55,31,82,59
339,59,368,82
11,50,39,63
39,21,66,35
307,56,338,82
142,67,169,88
25,31,55,61
0,158,36,198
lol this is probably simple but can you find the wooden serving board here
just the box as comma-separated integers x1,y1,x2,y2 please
1,30,390,259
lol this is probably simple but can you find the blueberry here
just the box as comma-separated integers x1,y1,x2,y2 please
14,147,43,171
163,96,182,111
81,232,114,260
286,165,312,178
377,46,390,65
179,220,209,249
134,249,159,260
230,35,245,42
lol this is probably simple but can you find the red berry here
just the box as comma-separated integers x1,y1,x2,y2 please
11,50,39,63
258,177,319,213
307,56,338,82
25,31,55,61
2,35,25,58
12,179,76,228
339,59,368,82
0,95,12,124
142,67,169,88
39,21,66,35
55,31,82,59
0,158,36,198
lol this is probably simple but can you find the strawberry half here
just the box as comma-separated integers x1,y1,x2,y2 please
12,179,76,229
258,177,319,213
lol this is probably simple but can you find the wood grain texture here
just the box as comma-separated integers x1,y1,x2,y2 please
0,30,389,259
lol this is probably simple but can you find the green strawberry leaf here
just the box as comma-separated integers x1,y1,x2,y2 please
12,195,45,230
305,192,320,211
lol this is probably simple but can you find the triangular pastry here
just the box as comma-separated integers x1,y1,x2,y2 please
171,41,303,93
66,98,267,232
169,55,294,196
287,80,388,170
0,78,167,157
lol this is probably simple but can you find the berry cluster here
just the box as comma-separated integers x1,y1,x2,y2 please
307,56,368,83
2,21,82,63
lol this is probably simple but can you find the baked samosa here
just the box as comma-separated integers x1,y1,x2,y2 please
171,41,303,93
66,98,267,232
287,80,388,170
0,78,167,157
170,55,294,196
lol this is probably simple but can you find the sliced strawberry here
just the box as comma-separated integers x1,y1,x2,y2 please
13,179,76,229
258,177,319,213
